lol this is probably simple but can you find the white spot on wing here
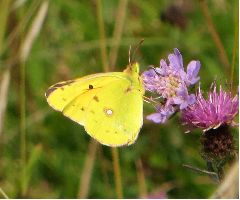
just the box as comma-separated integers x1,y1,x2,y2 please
104,108,113,116
106,109,113,115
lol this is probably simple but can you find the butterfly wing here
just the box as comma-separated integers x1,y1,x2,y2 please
46,72,143,146
46,73,122,112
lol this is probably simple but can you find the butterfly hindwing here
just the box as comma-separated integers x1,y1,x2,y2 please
83,79,143,146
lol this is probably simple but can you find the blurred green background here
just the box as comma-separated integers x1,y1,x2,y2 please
0,0,238,198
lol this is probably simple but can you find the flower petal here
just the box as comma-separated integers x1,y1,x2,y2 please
168,48,184,71
147,113,165,123
186,60,200,85
158,59,168,75
142,69,156,78
174,48,183,67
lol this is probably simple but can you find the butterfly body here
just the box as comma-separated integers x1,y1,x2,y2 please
46,63,144,147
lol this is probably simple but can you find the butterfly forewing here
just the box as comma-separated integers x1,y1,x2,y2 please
46,73,125,112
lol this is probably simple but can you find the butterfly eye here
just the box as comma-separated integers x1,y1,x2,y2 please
89,84,94,89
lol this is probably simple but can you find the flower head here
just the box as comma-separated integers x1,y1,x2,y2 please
142,48,200,123
200,125,234,161
181,84,239,131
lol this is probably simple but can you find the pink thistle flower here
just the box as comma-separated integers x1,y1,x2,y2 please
181,85,239,131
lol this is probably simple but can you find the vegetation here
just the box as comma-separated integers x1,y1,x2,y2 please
0,0,238,198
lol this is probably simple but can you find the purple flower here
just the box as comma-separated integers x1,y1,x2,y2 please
171,85,196,109
142,48,200,123
181,84,239,131
142,69,160,92
147,105,175,124
184,61,201,86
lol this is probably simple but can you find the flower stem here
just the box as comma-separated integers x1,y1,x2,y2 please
77,0,108,197
230,0,238,92
216,165,224,181
136,159,147,198
182,164,217,176
0,187,9,199
78,140,99,198
206,161,220,183
210,160,239,198
109,0,128,69
19,1,49,195
108,0,128,197
206,160,226,183
111,148,123,198
199,0,230,73
96,0,109,72
20,52,27,197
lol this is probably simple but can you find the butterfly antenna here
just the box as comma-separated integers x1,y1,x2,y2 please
143,96,160,104
128,45,132,64
130,39,144,64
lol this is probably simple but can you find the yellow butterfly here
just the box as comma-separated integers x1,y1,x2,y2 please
45,62,144,147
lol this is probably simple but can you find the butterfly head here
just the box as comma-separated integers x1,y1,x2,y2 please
124,62,140,75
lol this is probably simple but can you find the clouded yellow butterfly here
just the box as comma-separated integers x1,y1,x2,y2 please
45,62,144,147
